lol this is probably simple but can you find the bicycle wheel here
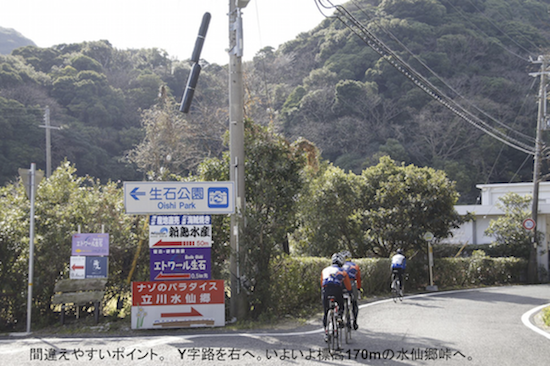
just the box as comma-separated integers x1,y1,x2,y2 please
327,308,337,353
391,279,398,303
343,295,351,343
399,280,404,301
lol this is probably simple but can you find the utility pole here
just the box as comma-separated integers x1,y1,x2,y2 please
39,106,61,178
529,55,549,283
228,0,249,320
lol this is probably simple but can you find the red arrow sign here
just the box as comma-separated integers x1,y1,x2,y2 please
152,240,186,247
72,264,84,270
154,273,191,280
161,307,202,318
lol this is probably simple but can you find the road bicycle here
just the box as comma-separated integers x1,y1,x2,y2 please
325,296,342,353
391,270,404,302
343,292,354,343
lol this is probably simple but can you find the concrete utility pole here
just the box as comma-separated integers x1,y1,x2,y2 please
228,0,249,320
39,106,61,178
529,55,549,283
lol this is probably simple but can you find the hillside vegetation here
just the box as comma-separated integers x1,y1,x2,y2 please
1,0,549,200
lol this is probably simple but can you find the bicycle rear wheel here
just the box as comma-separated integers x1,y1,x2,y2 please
344,298,352,343
327,308,338,353
391,279,398,303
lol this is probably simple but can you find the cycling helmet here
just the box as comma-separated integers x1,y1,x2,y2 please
396,249,403,255
331,253,344,267
341,250,352,261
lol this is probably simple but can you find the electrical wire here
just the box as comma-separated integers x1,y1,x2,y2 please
315,0,536,155
348,0,536,145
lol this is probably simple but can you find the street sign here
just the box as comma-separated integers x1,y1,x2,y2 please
131,280,225,329
124,181,234,215
149,215,212,248
150,247,211,281
69,257,86,279
70,256,108,279
72,233,109,256
523,218,536,231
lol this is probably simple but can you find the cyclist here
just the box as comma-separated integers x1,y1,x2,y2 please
340,250,361,330
321,253,352,342
391,249,406,295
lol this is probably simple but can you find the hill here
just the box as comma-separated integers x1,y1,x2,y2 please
0,0,550,204
0,27,35,54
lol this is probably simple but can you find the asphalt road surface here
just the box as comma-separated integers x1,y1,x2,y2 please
1,284,549,366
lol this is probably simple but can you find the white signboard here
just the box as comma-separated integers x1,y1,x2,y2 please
131,280,225,329
149,215,212,248
124,181,234,215
69,256,85,279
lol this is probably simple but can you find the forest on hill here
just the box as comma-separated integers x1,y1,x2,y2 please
1,0,550,203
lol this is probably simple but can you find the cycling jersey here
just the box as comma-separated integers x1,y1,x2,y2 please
321,264,352,291
391,254,406,270
343,261,362,290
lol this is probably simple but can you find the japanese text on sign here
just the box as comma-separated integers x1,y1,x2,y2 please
132,280,224,306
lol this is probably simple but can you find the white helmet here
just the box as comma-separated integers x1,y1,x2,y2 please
331,253,344,267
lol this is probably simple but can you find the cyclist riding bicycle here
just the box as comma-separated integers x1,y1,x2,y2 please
321,253,352,342
391,249,406,295
340,250,361,330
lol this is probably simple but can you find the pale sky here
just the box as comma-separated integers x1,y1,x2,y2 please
0,0,344,65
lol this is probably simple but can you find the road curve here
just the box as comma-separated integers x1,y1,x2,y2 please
0,284,549,365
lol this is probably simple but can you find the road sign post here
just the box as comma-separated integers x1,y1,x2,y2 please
424,232,438,292
19,163,44,333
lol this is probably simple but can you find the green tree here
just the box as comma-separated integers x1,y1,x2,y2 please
359,156,465,256
293,163,364,257
484,192,535,258
197,120,308,319
0,161,148,331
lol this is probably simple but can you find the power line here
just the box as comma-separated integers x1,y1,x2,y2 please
348,0,536,145
315,0,536,155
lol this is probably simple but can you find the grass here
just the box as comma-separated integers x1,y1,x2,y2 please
543,306,550,327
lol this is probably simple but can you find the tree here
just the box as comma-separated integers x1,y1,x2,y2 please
125,93,207,179
197,120,309,319
293,163,364,257
359,156,466,257
0,161,148,331
484,192,535,258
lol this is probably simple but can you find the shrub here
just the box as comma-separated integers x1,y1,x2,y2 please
267,254,528,319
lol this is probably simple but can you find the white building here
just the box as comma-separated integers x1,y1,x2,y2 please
443,182,550,281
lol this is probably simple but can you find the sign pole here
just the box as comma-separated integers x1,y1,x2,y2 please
26,163,36,333
424,232,438,292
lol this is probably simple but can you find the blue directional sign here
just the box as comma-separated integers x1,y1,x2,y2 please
123,181,235,215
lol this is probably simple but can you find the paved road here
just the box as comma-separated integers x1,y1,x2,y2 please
1,284,549,365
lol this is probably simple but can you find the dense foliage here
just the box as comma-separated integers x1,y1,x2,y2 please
2,0,550,204
0,162,149,330
293,156,467,257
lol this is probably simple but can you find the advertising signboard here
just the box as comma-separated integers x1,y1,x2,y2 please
131,280,225,329
85,256,108,278
69,256,108,279
150,247,211,281
72,233,109,256
149,215,212,248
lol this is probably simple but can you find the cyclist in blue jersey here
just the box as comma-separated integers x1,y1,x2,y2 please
321,253,352,342
391,249,406,295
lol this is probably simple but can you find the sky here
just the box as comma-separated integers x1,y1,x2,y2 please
0,0,344,65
